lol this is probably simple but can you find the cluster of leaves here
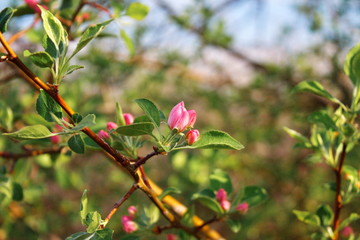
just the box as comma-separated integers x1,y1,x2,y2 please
285,42,360,239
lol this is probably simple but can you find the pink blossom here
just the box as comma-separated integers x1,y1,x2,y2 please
167,234,177,240
220,200,231,211
123,113,134,125
168,102,196,132
236,202,249,214
186,129,200,145
98,130,109,139
24,0,47,13
121,215,138,233
127,206,137,217
216,189,227,202
106,122,118,131
341,226,354,237
50,135,60,144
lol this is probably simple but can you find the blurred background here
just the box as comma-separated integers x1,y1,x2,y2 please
0,0,360,239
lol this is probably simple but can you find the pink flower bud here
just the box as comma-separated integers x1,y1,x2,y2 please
167,234,177,240
341,226,354,237
186,129,200,145
127,206,137,217
168,102,196,132
216,189,227,202
50,135,60,144
54,124,63,132
236,202,249,214
123,113,134,125
220,200,231,211
98,130,109,139
24,0,47,13
121,216,138,233
106,121,118,131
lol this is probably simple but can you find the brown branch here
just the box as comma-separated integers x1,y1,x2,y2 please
0,32,224,239
194,216,222,232
65,0,87,34
100,184,138,229
332,143,347,240
133,148,161,169
0,147,63,160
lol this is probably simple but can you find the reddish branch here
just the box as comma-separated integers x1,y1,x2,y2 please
332,143,347,240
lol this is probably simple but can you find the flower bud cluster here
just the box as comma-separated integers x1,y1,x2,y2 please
121,206,138,233
168,101,200,145
98,113,134,140
215,188,249,214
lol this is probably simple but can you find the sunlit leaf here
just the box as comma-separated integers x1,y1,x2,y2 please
191,130,244,150
126,3,149,20
116,122,154,136
24,50,54,68
3,125,56,140
134,98,161,126
0,7,15,33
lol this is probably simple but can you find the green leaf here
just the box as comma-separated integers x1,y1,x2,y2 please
65,232,93,240
0,7,15,33
283,127,311,147
292,81,345,108
36,90,63,122
339,213,360,230
80,189,89,225
181,205,195,227
85,211,102,233
72,113,83,124
68,135,85,154
40,6,66,48
293,210,321,226
133,115,152,123
71,20,112,58
344,43,360,86
241,186,267,207
94,228,113,240
66,65,84,75
24,50,54,68
191,130,244,150
3,125,55,140
84,136,101,150
209,169,233,194
143,205,160,225
126,2,149,20
158,187,181,200
12,182,23,201
316,204,333,226
70,114,96,132
116,122,154,136
191,189,223,213
134,98,161,127
43,35,58,58
116,102,126,126
120,30,135,57
308,111,337,130
227,219,242,233
0,101,13,130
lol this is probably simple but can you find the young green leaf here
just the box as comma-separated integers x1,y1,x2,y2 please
293,210,321,226
36,90,63,122
133,115,152,123
39,6,66,48
344,43,360,86
120,30,135,57
315,204,333,226
241,186,267,207
94,228,113,240
65,232,93,240
283,127,311,146
292,81,345,109
85,211,102,233
227,219,242,233
80,189,88,225
0,7,15,33
72,113,83,124
209,169,233,194
66,65,84,75
24,50,54,68
308,111,338,130
70,20,112,58
126,2,149,20
70,114,96,132
158,187,181,200
190,130,244,150
116,102,126,126
116,122,154,136
0,101,13,130
3,125,55,140
134,98,161,126
68,135,85,154
191,189,223,213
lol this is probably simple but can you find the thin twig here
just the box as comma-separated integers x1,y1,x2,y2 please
133,148,161,169
100,184,138,229
194,215,222,232
0,147,63,160
332,143,347,240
